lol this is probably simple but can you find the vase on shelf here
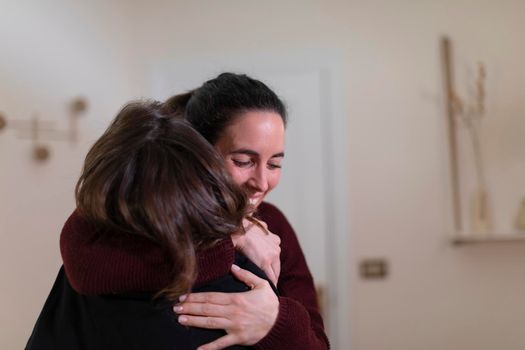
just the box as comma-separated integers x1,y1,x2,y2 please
472,187,491,234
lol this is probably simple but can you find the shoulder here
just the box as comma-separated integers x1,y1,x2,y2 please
256,201,296,240
256,201,287,221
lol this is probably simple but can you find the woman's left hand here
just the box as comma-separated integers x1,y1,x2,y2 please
231,218,281,286
174,264,279,350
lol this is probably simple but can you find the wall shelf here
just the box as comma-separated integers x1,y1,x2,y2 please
452,233,525,245
441,37,525,245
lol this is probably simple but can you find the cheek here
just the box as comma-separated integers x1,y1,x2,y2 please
225,164,250,187
267,171,281,192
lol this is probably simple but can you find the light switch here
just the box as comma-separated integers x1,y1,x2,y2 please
359,258,388,279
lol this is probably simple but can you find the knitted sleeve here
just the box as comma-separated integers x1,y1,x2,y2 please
254,202,330,350
59,210,235,295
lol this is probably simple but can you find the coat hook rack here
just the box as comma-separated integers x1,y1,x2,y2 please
0,97,88,162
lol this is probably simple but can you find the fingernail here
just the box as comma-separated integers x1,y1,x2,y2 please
173,305,183,313
179,294,187,302
231,264,240,271
178,316,187,324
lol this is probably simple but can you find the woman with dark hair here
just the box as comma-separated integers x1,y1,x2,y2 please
62,73,330,350
168,73,328,350
26,100,278,349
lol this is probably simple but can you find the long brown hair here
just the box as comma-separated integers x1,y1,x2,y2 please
75,100,247,301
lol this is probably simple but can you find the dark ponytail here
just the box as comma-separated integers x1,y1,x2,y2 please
162,91,193,116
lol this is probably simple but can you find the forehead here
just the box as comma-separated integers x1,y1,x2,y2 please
221,111,285,150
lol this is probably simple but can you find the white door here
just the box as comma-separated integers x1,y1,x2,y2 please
264,70,328,289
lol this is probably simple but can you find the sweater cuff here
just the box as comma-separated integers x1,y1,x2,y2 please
254,296,293,349
255,297,330,350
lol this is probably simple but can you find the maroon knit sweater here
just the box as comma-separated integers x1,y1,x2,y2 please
60,202,329,350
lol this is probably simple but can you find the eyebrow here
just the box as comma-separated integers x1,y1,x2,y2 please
230,148,285,158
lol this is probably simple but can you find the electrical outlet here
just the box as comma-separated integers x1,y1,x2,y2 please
359,258,388,279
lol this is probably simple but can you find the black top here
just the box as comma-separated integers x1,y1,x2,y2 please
26,253,276,350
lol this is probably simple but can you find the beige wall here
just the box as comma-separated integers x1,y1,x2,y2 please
343,2,525,349
0,0,142,347
2,1,525,349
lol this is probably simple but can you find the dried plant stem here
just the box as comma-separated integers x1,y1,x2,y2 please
468,120,485,190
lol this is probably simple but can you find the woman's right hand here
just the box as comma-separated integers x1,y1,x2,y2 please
231,218,281,285
175,264,280,350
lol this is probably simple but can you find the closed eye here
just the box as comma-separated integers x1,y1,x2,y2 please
233,159,253,168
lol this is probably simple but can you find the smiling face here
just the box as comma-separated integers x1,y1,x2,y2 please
214,110,285,209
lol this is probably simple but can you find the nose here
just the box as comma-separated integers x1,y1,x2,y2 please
248,165,269,192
